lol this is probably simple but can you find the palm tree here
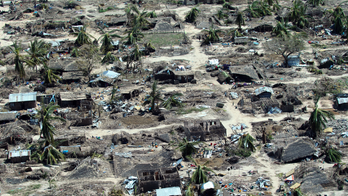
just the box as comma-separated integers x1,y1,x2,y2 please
25,38,49,73
130,5,151,29
125,4,132,26
43,64,61,85
185,7,200,23
309,0,325,7
258,1,272,16
74,26,94,46
272,18,289,38
146,10,157,18
188,156,215,184
222,0,234,10
41,145,65,165
185,185,194,196
101,51,117,64
98,27,121,54
70,47,79,57
123,26,144,45
238,134,256,152
216,9,228,20
244,2,260,18
333,16,345,34
288,0,308,28
162,93,183,110
177,138,200,158
236,12,245,30
9,41,25,80
227,28,242,41
309,96,335,138
202,25,222,45
36,102,65,145
325,147,342,163
143,80,163,114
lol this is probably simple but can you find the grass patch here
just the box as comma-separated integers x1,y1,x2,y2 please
8,189,22,194
176,107,207,115
29,184,41,190
143,33,184,48
276,173,284,178
312,43,327,49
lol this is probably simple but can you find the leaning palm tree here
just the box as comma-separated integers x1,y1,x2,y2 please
36,102,65,145
325,147,342,163
188,156,215,184
236,12,245,30
202,25,222,45
9,41,25,80
43,64,61,85
162,93,183,110
98,27,121,54
185,7,200,23
143,80,163,114
238,134,256,152
25,38,50,72
74,26,94,46
177,138,200,158
41,145,65,165
309,96,335,138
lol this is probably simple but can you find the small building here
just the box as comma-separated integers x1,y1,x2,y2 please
336,94,348,110
8,150,31,163
36,94,55,104
90,70,120,87
173,71,195,83
156,187,181,196
9,92,37,110
120,87,141,100
137,167,181,193
155,68,175,83
59,92,88,108
255,87,273,98
0,111,18,124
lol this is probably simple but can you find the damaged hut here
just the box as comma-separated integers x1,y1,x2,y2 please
229,65,260,82
181,119,226,141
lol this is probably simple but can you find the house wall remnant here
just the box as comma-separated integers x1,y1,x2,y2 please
137,167,181,193
183,119,226,141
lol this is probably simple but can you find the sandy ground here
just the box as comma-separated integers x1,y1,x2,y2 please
1,3,347,195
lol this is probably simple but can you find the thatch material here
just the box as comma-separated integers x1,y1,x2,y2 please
217,71,231,84
0,112,18,122
281,139,316,163
60,92,86,101
229,65,259,80
62,71,84,80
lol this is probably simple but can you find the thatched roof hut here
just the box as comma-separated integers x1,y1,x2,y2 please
217,71,232,84
0,112,18,123
280,139,316,163
229,65,259,82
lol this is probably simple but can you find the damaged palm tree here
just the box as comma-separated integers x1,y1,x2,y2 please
309,96,335,138
202,25,222,45
325,147,342,163
177,138,200,159
162,93,183,109
238,134,256,152
143,80,163,115
43,63,61,85
185,7,200,23
98,27,121,54
9,41,25,80
187,156,215,184
74,26,94,46
101,51,117,64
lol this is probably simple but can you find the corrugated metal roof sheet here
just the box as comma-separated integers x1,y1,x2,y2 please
156,187,181,196
337,97,348,104
9,92,37,103
8,150,31,158
255,87,273,96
